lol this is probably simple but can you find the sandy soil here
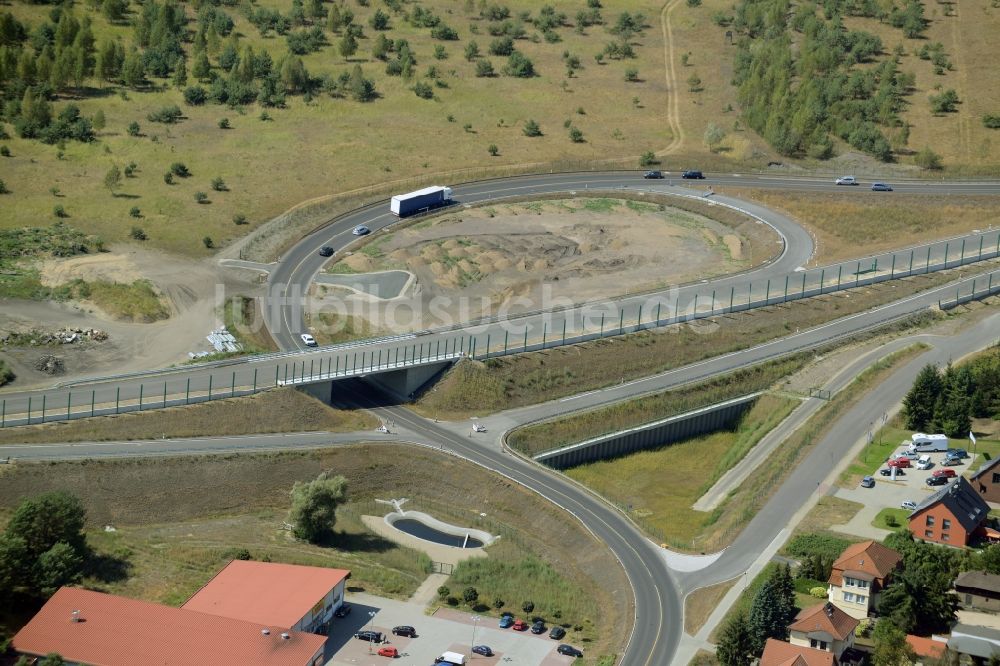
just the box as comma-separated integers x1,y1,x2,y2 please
1,245,258,390
325,199,749,329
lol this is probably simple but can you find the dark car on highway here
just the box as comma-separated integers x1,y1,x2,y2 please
392,625,417,637
558,645,584,658
319,246,334,257
871,182,893,191
549,626,566,640
355,630,383,642
643,170,664,179
682,170,705,179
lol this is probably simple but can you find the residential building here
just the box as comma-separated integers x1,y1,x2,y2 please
182,560,350,633
905,635,947,663
788,602,859,660
908,476,990,547
971,455,1000,503
947,623,1000,661
759,638,837,666
827,540,902,619
11,587,327,666
955,570,1000,612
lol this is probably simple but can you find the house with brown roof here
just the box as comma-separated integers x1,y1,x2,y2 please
12,587,327,666
955,570,1000,613
182,560,350,633
972,456,1000,504
909,476,991,548
788,602,859,660
759,638,837,666
827,540,902,619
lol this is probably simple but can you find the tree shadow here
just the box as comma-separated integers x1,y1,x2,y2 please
112,193,141,199
331,530,398,553
85,550,132,583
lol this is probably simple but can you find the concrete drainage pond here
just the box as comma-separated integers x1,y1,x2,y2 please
378,498,498,550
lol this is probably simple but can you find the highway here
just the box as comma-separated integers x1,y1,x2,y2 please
4,172,1000,665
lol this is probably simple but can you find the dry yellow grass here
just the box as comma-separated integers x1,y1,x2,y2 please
0,387,374,444
724,189,1000,264
685,579,735,635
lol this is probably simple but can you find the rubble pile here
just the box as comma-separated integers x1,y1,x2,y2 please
34,355,65,375
1,327,109,347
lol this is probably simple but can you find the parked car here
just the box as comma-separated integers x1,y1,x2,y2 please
353,225,370,235
682,170,705,179
300,333,318,347
879,468,905,476
933,468,957,478
549,626,567,640
871,182,893,191
942,457,964,466
499,614,514,629
947,448,970,459
334,604,351,618
531,620,546,634
893,450,920,459
377,647,399,658
861,476,875,488
643,170,664,179
901,500,918,511
558,645,584,658
836,176,858,185
915,455,933,470
392,626,417,637
927,476,950,486
472,646,494,657
512,619,528,631
319,246,334,257
887,457,911,468
355,630,383,643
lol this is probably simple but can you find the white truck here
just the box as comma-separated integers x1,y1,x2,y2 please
390,186,453,217
434,651,466,665
908,433,949,453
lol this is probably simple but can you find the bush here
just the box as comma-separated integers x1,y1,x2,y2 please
163,172,174,185
522,601,534,613
53,205,67,218
810,586,828,598
489,37,514,56
503,51,535,77
437,586,450,598
983,114,1000,129
183,86,207,106
211,177,227,191
493,597,504,609
625,67,639,82
233,213,248,225
784,532,852,561
475,59,495,77
194,191,209,204
0,146,9,157
488,143,499,156
218,118,231,129
568,126,584,142
639,150,657,166
127,121,141,136
129,207,141,218
0,179,8,194
446,596,459,606
170,162,191,177
523,119,542,137
413,81,434,99
885,514,898,527
147,105,183,123
929,89,959,114
130,226,147,241
915,146,942,170
203,236,214,248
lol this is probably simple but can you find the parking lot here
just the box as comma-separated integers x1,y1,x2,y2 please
323,592,583,666
852,443,974,511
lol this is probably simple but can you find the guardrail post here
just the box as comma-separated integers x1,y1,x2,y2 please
1,400,4,427
909,250,914,275
208,375,213,399
231,372,236,397
291,363,296,382
486,334,491,355
873,258,878,275
283,363,288,383
856,261,861,286
783,275,789,302
523,328,528,350
801,273,806,297
979,235,984,260
504,330,509,354
747,282,752,308
542,323,547,348
765,279,770,304
926,246,932,273
253,369,257,391
694,294,699,317
637,305,642,327
91,390,95,417
990,273,994,291
336,356,340,374
471,337,477,358
837,265,842,289
66,391,71,420
944,243,950,268
310,359,314,378
138,385,143,411
41,394,46,422
996,233,1000,254
961,238,966,263
710,290,716,315
186,378,192,403
730,286,735,312
600,313,605,338
164,381,167,406
973,278,977,295
562,320,566,344
274,366,279,386
890,255,896,278
27,396,31,423
618,309,624,333
115,387,120,414
675,295,680,319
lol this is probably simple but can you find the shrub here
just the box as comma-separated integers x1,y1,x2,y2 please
218,118,231,129
127,121,141,136
0,179,8,194
523,119,542,137
639,150,657,166
0,146,9,157
522,601,534,613
810,586,827,598
53,205,67,218
203,236,214,248
625,67,639,82
413,81,434,99
489,37,514,56
211,177,227,191
915,146,942,170
147,104,183,123
129,207,141,218
503,51,535,77
784,533,852,561
493,597,504,609
885,514,898,527
170,162,191,177
568,126,584,142
475,59,495,77
163,172,174,185
437,586,450,598
929,89,959,114
233,213,248,225
983,114,1000,129
488,143,499,156
124,162,137,177
194,191,209,204
446,596,459,606
183,86,207,106
130,226,147,240
463,586,479,604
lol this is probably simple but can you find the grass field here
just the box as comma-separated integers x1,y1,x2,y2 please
725,190,1000,264
684,579,735,636
872,507,911,530
0,386,374,444
563,395,797,551
0,0,677,258
223,295,278,353
0,444,629,657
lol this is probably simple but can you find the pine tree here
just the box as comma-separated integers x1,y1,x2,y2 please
191,49,211,80
933,363,972,437
747,568,797,654
904,364,941,431
339,32,357,58
172,56,187,87
717,610,755,666
121,48,145,87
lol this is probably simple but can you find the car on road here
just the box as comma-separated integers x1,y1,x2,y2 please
377,647,399,658
499,614,514,629
334,604,351,618
549,626,566,640
861,476,875,488
901,500,918,511
836,176,858,185
392,625,416,637
682,170,705,179
355,630,383,643
353,225,370,235
871,182,893,191
643,170,664,179
887,457,911,468
319,246,334,257
932,468,957,478
300,333,317,347
879,468,905,476
472,646,494,657
947,448,970,459
558,645,584,658
512,619,528,631
531,619,546,634
927,476,950,486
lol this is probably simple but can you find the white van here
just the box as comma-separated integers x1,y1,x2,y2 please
909,433,949,452
916,455,932,470
435,651,467,666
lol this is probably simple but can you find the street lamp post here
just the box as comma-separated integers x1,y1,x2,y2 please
470,615,481,658
368,611,376,654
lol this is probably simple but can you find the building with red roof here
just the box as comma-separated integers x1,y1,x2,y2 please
182,560,350,632
827,540,902,619
12,587,326,666
759,638,838,666
788,602,858,661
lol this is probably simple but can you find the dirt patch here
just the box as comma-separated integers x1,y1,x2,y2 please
38,253,145,287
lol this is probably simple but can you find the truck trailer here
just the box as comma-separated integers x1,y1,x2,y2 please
908,433,949,452
390,186,453,217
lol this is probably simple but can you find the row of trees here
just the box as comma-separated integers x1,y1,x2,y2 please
731,0,920,160
716,565,797,664
903,350,1000,436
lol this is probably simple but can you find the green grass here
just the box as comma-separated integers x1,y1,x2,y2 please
326,262,360,275
563,395,797,551
783,532,855,561
872,508,911,530
0,359,14,387
85,279,170,322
